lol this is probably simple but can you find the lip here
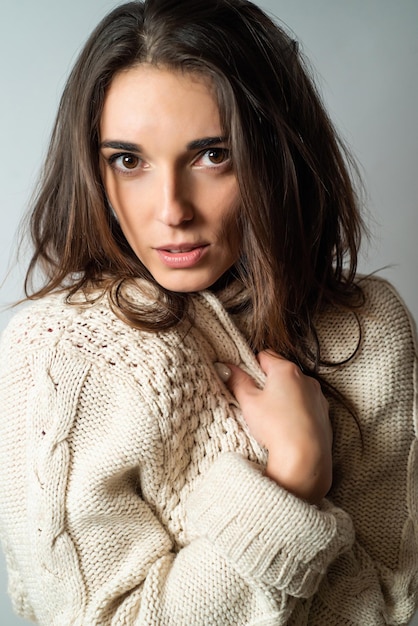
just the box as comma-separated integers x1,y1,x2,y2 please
155,243,209,268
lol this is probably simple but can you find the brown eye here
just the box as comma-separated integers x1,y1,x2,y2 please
107,153,143,175
207,148,227,164
194,147,231,169
121,155,139,169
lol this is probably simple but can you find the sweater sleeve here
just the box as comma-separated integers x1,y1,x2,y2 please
294,279,418,626
136,458,354,626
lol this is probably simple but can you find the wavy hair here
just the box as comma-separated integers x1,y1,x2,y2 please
24,0,365,369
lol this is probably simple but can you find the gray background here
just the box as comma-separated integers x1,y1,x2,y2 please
0,1,417,624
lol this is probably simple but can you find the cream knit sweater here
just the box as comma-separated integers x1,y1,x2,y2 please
0,276,417,625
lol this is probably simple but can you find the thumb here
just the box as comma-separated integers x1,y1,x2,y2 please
214,362,258,403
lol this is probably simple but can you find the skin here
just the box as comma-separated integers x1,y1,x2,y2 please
224,354,333,505
100,65,240,293
100,65,332,506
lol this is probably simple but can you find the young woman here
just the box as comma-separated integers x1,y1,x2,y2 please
0,0,417,624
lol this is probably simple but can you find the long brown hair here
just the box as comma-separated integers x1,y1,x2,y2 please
24,0,365,369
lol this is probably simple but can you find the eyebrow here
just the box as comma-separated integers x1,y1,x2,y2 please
99,136,228,152
100,140,142,152
186,136,228,150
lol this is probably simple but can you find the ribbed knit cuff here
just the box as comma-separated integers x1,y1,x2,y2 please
186,452,355,597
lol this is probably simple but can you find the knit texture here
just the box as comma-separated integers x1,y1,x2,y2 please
0,276,416,625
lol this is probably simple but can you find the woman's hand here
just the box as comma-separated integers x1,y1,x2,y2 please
218,351,333,505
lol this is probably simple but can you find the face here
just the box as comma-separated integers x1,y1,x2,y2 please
100,65,240,292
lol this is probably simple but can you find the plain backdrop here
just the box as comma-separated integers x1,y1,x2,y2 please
0,1,417,624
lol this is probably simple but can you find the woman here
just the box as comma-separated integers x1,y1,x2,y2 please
0,0,416,624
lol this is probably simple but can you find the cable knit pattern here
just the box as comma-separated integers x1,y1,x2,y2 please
0,276,417,625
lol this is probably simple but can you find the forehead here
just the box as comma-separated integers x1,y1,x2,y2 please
100,65,223,141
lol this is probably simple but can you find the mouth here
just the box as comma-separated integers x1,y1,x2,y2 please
155,244,209,268
163,248,197,253
156,243,208,253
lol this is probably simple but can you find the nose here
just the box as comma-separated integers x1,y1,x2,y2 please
157,166,194,227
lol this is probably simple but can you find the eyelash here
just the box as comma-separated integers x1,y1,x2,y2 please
107,153,144,176
194,148,231,168
106,147,231,176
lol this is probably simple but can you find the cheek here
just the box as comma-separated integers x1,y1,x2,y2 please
208,176,240,219
101,173,137,224
212,203,240,263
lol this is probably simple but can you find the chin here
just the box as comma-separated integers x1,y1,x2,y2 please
154,271,221,294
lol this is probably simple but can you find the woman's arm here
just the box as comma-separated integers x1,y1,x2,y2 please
219,278,418,625
0,311,353,626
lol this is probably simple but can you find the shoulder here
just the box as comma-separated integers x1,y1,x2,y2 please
1,291,112,352
317,276,416,420
0,285,206,391
359,275,416,335
317,276,416,365
357,275,417,359
0,293,70,363
2,292,74,346
355,276,416,384
0,288,157,372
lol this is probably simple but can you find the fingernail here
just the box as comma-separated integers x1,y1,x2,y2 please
214,362,232,382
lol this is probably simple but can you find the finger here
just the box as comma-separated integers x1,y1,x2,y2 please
213,362,232,383
214,362,258,403
256,350,284,372
257,350,302,380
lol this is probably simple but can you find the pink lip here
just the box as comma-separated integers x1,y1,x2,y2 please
155,244,209,268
